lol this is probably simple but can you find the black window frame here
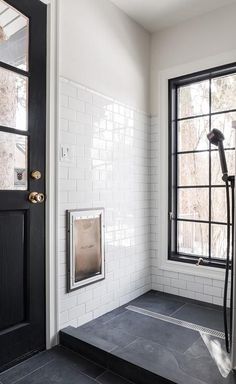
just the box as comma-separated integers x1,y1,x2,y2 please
168,62,236,269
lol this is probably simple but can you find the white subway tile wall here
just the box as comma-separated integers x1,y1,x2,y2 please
150,116,229,307
59,80,228,330
59,78,151,329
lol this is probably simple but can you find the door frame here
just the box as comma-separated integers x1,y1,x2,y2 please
40,0,59,349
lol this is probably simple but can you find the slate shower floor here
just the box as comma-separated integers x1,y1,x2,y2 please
61,291,236,384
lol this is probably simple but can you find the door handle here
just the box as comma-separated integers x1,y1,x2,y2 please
29,192,45,204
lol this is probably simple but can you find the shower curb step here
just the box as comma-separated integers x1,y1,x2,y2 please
60,326,175,384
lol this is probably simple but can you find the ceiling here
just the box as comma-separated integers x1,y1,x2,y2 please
109,0,236,32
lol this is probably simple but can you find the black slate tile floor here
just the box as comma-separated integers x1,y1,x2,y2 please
0,346,133,384
171,302,227,332
60,291,236,384
1,291,234,384
129,290,186,316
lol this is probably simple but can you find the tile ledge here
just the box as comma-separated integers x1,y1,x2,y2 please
159,261,225,281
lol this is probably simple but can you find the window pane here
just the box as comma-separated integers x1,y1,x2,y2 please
178,80,209,118
0,132,27,190
0,67,27,130
211,112,236,149
212,74,236,113
211,187,228,223
211,150,235,185
178,152,209,186
178,188,209,221
211,224,227,259
178,117,209,152
177,221,209,256
0,0,29,70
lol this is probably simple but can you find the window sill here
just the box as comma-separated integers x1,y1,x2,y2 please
160,259,225,281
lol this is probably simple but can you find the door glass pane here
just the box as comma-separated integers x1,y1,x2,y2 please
177,221,209,256
0,66,27,130
0,132,27,190
178,117,209,152
211,224,227,259
178,80,209,118
212,74,236,113
178,188,209,221
211,150,235,185
211,112,236,149
178,152,209,186
0,0,29,70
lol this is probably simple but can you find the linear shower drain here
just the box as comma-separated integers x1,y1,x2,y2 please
126,305,225,339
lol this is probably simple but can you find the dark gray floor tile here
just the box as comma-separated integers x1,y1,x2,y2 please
96,307,128,325
105,310,199,353
0,351,54,384
176,336,236,384
14,358,96,384
129,291,185,316
80,323,136,349
81,307,128,332
172,303,225,331
113,337,206,384
96,370,133,384
51,346,105,378
63,326,117,352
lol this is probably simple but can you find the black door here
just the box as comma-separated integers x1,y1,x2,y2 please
0,0,46,371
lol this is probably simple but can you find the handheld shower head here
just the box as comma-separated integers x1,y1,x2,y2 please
207,129,228,181
207,128,225,146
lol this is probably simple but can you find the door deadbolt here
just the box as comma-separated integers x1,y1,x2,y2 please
31,170,42,180
29,192,45,204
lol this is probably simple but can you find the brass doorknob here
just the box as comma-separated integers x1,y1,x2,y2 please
29,192,45,204
31,170,42,180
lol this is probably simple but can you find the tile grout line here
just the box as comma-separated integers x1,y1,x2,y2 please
10,359,55,384
102,308,128,326
110,337,141,354
169,302,187,317
95,369,135,384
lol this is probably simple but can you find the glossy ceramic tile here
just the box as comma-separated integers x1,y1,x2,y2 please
59,78,151,330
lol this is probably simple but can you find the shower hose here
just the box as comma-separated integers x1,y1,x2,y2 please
224,176,235,353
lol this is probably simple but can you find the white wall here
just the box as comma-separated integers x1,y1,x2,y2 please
150,3,236,114
58,0,151,329
59,0,150,113
150,3,236,305
59,79,151,329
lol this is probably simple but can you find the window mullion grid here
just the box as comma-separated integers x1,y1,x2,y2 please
209,78,212,261
169,65,236,267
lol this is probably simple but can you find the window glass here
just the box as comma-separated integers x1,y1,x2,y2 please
178,152,209,186
178,80,209,118
211,225,227,259
212,74,236,113
0,132,27,190
178,188,209,221
211,112,236,149
211,150,235,186
211,187,229,224
170,69,236,265
178,117,209,152
0,66,28,130
177,221,209,256
0,0,29,70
